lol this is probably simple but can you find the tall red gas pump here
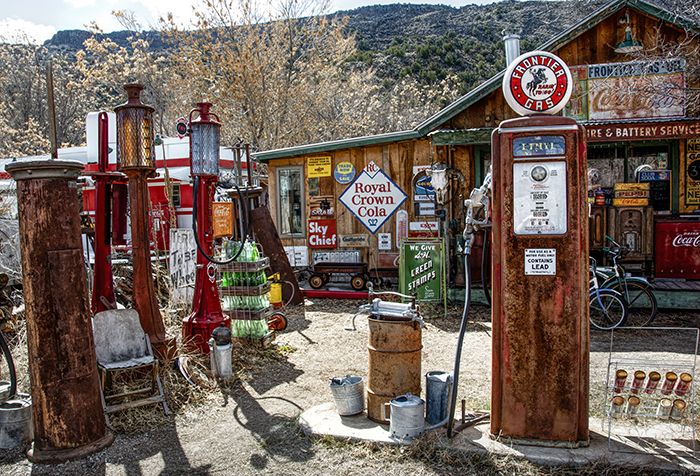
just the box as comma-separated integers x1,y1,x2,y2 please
182,103,231,352
89,112,125,314
490,51,589,446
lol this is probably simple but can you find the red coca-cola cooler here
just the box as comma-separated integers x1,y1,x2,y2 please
655,219,700,279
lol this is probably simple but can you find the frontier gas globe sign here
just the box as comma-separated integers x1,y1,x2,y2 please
339,161,407,234
503,51,573,116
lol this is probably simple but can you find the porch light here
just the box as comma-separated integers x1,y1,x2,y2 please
615,13,643,54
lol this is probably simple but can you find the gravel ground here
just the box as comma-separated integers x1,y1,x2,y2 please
1,297,699,475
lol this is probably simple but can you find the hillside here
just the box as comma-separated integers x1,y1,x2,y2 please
42,1,601,95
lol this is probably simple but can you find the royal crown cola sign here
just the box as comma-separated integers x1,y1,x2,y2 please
338,161,407,234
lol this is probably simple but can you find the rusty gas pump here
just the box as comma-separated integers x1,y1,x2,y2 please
490,51,589,446
182,102,232,352
115,84,172,356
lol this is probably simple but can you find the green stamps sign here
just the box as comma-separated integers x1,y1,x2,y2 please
400,238,445,303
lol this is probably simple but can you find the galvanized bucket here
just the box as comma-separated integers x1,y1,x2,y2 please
0,381,12,403
0,394,33,449
330,376,365,416
425,371,452,424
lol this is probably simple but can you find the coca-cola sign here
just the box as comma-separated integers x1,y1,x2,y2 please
672,232,700,247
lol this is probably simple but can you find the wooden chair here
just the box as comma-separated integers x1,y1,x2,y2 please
92,309,168,424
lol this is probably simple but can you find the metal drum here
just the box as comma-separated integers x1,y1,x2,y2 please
366,299,422,423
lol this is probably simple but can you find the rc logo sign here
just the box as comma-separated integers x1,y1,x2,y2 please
339,161,407,234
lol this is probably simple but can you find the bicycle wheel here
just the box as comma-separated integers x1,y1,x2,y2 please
0,331,17,400
590,289,628,330
609,281,658,327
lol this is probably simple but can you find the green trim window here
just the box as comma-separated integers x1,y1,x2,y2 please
276,166,305,237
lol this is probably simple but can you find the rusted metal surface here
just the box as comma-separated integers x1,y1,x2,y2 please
249,205,303,305
366,317,422,423
125,172,171,356
6,160,114,463
491,115,589,445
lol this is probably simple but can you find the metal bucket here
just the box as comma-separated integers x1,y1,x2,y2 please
0,394,33,449
367,317,422,423
330,376,365,416
208,340,233,379
382,393,425,442
425,371,452,424
0,381,12,403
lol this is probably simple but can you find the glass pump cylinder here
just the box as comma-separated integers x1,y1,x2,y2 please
115,84,156,171
190,102,220,176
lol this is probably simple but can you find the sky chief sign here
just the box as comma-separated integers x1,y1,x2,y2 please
339,161,407,234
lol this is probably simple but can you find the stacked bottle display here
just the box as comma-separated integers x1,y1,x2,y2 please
221,240,270,339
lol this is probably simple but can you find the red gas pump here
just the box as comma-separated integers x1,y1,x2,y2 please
489,51,589,446
89,112,126,314
182,103,231,352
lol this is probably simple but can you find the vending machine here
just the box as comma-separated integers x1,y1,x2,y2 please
491,51,589,446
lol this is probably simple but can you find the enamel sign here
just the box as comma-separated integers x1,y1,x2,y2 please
503,51,572,116
339,161,407,234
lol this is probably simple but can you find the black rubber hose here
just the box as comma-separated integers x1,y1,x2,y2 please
482,230,491,307
192,176,246,265
447,252,471,438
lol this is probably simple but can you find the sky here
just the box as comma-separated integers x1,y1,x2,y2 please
1,0,498,44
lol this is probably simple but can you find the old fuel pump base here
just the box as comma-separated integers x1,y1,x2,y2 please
27,432,115,464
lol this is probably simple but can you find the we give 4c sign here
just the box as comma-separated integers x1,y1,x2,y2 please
339,161,407,234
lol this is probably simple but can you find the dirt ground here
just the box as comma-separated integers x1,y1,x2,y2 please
1,298,699,475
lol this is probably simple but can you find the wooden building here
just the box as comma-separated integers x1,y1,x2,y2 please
254,0,700,283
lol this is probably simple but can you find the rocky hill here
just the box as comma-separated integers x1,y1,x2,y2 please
42,1,602,94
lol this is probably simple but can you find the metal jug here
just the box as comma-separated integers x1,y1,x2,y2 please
381,392,425,442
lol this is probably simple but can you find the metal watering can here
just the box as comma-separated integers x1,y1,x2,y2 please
381,392,425,442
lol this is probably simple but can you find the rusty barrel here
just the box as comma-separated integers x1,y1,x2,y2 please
367,317,422,423
5,160,114,463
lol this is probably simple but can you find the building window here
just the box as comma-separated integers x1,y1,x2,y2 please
276,166,304,237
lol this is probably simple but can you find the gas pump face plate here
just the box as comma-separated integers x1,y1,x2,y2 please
503,51,573,116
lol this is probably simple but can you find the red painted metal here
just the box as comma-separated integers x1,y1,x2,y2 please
491,115,589,446
183,175,229,352
111,182,128,246
89,112,125,314
5,159,114,463
182,102,229,353
655,220,700,279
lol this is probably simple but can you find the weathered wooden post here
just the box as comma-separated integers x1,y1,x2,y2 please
5,159,114,463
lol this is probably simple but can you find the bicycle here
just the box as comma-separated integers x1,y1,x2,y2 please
597,236,658,327
589,257,628,330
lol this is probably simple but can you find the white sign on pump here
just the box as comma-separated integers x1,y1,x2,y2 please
524,248,557,275
513,161,567,235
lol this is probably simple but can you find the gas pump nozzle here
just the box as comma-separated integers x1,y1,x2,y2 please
463,167,492,254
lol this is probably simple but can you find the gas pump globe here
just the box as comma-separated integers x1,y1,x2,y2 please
182,102,230,352
115,84,171,355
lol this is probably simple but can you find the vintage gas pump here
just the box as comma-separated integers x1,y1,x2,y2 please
89,112,126,314
115,84,172,355
490,51,589,446
182,102,231,352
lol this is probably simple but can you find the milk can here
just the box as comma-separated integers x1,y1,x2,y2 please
381,392,425,442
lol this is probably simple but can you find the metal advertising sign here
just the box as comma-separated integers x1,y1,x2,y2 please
212,202,233,238
338,161,407,234
334,162,356,184
400,238,445,306
687,139,700,205
378,233,391,250
338,233,370,248
308,156,332,178
412,165,434,202
396,210,408,248
502,51,573,116
308,219,337,248
309,195,334,218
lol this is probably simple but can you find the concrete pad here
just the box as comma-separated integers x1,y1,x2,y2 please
300,402,700,471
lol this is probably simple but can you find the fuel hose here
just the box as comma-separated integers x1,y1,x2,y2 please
192,175,247,265
446,252,471,438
